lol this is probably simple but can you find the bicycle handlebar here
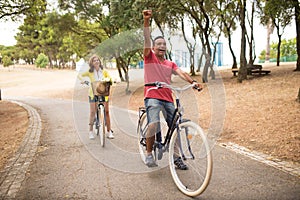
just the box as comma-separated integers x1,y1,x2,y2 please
145,81,202,92
82,80,90,86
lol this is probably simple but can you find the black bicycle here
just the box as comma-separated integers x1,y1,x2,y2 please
137,81,212,197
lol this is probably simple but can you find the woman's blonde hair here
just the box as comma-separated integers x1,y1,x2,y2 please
88,55,103,72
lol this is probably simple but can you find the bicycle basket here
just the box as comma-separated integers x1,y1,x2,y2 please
92,81,111,96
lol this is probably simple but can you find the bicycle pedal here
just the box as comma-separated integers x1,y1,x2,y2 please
157,143,163,160
157,148,163,160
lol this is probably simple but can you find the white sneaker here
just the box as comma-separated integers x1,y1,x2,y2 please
107,130,114,139
89,131,95,140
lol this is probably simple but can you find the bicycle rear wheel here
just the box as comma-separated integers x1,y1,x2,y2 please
169,121,212,197
137,112,148,163
98,104,106,147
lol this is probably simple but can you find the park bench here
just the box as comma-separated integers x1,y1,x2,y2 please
232,64,271,76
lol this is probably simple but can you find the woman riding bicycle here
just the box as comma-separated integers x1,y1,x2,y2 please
78,55,114,140
142,10,202,168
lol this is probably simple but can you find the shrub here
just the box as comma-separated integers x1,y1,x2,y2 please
35,53,49,68
2,56,13,67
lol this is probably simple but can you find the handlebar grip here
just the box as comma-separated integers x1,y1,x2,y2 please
144,82,158,87
193,85,202,92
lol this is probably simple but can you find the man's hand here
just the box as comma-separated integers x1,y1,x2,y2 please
143,10,152,20
192,82,203,92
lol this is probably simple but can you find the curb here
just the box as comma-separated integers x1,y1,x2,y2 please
0,101,42,199
219,142,300,178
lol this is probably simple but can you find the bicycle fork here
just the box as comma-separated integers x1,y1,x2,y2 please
177,123,195,160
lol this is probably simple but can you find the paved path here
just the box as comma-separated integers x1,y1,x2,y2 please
0,69,299,199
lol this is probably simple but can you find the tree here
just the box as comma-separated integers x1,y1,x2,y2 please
260,0,294,66
180,17,198,75
217,0,239,69
59,0,141,84
169,0,220,83
14,1,47,64
246,0,256,65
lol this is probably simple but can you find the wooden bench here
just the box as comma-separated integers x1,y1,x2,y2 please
232,64,271,76
249,69,271,75
232,69,239,76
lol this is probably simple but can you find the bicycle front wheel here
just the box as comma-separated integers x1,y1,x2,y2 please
169,121,212,197
98,104,106,147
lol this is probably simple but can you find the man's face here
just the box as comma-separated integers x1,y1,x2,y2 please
153,38,166,57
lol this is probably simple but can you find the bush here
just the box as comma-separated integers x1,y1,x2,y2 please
2,56,13,67
35,53,49,68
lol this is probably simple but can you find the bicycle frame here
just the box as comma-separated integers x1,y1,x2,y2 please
138,106,179,150
95,96,106,122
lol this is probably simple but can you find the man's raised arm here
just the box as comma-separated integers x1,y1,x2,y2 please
143,10,152,57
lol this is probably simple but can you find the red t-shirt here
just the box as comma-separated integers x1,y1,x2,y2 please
144,51,178,102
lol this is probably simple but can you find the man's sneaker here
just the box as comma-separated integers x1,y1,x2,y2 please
89,131,95,140
107,130,114,139
174,157,188,170
145,154,158,167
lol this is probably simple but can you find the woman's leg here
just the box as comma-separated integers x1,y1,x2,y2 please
104,101,111,131
89,101,96,132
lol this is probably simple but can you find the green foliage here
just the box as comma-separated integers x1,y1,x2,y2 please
2,55,13,67
259,38,297,62
0,46,17,64
35,53,49,68
0,0,47,20
258,50,266,61
94,29,143,59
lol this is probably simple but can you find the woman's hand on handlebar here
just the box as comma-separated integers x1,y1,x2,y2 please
81,80,89,86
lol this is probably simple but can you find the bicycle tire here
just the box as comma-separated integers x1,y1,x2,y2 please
98,104,105,147
168,121,212,197
137,112,148,164
95,110,100,136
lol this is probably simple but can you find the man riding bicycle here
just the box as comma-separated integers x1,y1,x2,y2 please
142,10,202,168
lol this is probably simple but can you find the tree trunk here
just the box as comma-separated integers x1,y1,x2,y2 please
202,56,210,83
238,0,247,83
247,1,255,65
116,57,125,81
181,19,196,75
197,49,205,72
266,19,273,63
277,34,281,66
293,0,300,71
297,88,300,102
202,34,213,82
228,33,237,69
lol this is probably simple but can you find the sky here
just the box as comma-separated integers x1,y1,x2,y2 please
0,20,22,46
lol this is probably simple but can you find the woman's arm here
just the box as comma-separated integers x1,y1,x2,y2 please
77,71,89,83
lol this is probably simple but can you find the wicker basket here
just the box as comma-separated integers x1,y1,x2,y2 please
91,81,111,96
